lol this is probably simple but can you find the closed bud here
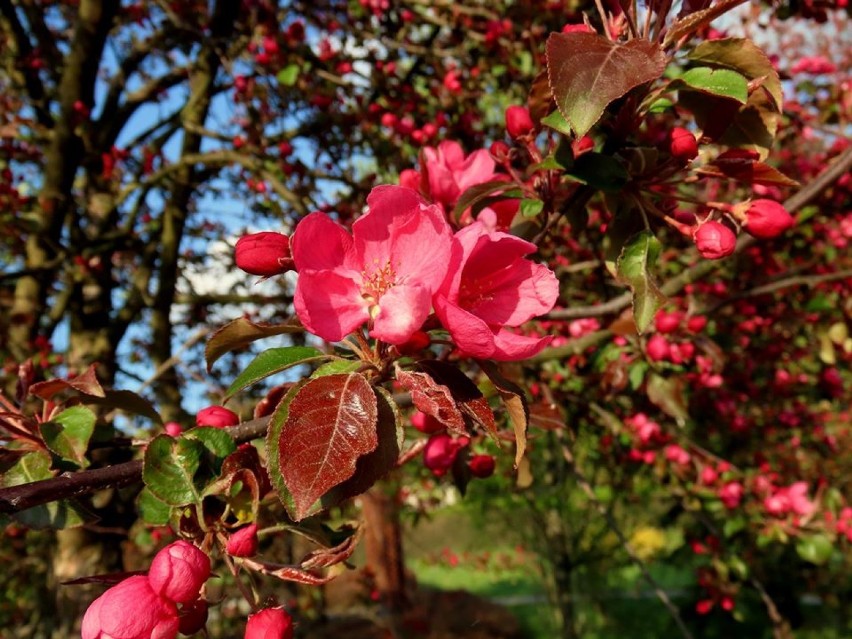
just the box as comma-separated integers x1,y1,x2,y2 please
411,410,444,434
505,105,534,138
694,221,736,259
164,421,183,437
235,232,294,277
245,608,294,639
646,334,670,362
226,523,259,558
669,127,698,160
196,405,239,428
743,199,794,239
423,433,463,476
148,541,211,604
468,454,496,478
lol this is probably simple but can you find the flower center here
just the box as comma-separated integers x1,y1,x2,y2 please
361,259,397,306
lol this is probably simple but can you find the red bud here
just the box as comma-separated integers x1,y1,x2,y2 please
226,523,259,558
196,405,239,428
505,105,534,138
468,454,496,478
245,608,294,639
669,127,698,160
694,221,736,259
743,199,794,239
235,232,294,277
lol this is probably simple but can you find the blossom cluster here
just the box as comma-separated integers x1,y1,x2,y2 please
288,184,558,360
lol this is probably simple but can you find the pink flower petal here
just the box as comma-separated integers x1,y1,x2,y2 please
490,329,553,361
434,296,495,359
456,149,497,192
295,270,368,342
465,260,559,327
370,283,432,344
292,212,356,272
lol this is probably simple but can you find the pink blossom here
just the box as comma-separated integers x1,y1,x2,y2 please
433,220,558,360
421,141,501,212
148,541,211,604
719,482,744,509
292,186,452,344
665,444,691,466
82,576,179,639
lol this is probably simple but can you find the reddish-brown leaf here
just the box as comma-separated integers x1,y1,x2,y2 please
277,374,378,520
417,361,498,440
547,33,665,137
29,365,105,401
240,557,336,585
696,154,799,187
394,365,467,436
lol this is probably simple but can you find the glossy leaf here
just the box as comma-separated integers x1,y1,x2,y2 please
395,365,467,436
418,360,498,440
81,390,162,424
679,67,748,104
183,426,237,473
277,374,378,520
39,405,96,468
616,231,666,334
142,435,204,506
225,346,327,399
688,38,783,109
310,359,362,379
547,33,665,137
205,316,302,372
541,109,573,136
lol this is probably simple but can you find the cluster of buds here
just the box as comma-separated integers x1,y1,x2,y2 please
692,199,795,260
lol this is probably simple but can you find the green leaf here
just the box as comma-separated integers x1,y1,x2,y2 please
310,359,362,379
648,97,673,113
520,198,544,218
39,406,97,468
142,435,203,506
796,534,833,565
205,316,303,372
616,231,666,333
565,152,629,192
679,67,748,104
137,488,171,526
688,37,783,110
183,427,237,472
541,110,573,136
1,452,93,529
546,32,666,137
276,64,300,86
225,346,327,400
723,517,746,538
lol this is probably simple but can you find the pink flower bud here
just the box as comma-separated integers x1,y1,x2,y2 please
468,454,496,478
505,105,534,138
743,199,794,239
654,310,683,334
646,334,670,362
226,524,259,558
148,541,211,604
669,127,698,160
411,410,444,434
196,405,239,428
561,22,594,34
235,232,294,277
82,576,179,639
245,607,294,639
164,421,183,437
423,433,464,476
694,221,736,259
398,169,421,191
719,481,744,509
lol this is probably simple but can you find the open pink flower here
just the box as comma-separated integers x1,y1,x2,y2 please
421,140,501,212
433,221,558,360
292,186,452,344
